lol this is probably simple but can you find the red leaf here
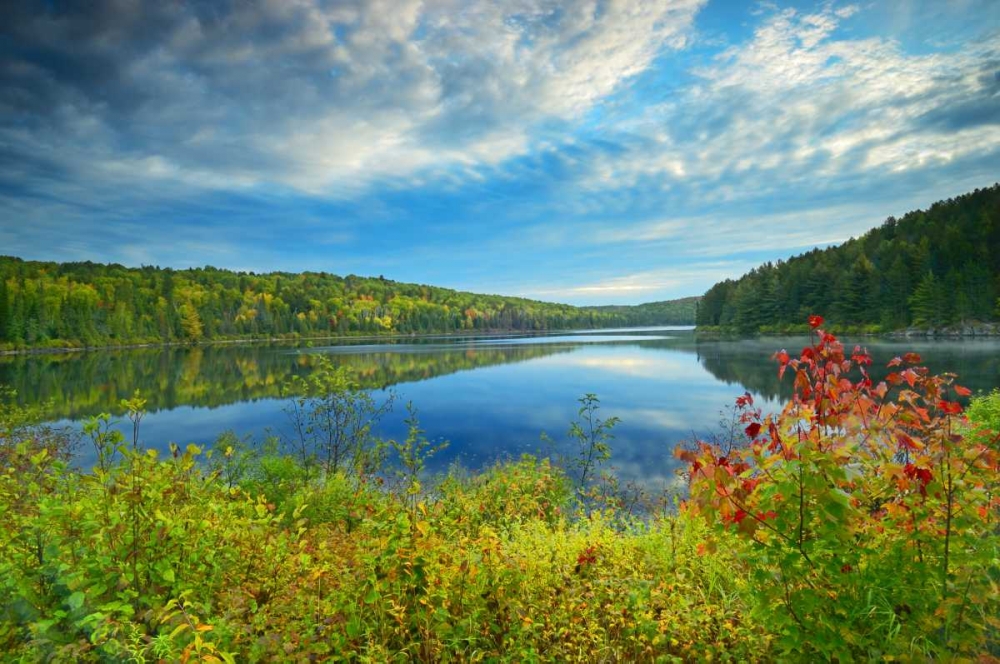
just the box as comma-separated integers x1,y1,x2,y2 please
577,545,598,566
898,433,922,451
768,420,782,446
887,357,903,368
903,352,922,364
937,400,962,415
808,315,824,329
775,349,790,379
904,463,933,495
851,345,872,366
744,422,762,439
954,385,972,397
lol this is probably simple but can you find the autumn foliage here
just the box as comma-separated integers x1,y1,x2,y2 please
0,319,998,661
678,319,1000,659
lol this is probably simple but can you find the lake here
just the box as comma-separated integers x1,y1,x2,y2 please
4,327,1000,488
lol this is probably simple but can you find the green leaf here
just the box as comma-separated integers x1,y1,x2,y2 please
346,619,361,638
67,591,85,611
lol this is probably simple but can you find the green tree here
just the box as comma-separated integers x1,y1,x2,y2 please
284,355,395,477
909,271,946,327
0,278,9,341
693,185,1000,332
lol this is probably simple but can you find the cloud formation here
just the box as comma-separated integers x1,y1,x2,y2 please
561,3,1000,202
1,0,704,196
1,1,998,304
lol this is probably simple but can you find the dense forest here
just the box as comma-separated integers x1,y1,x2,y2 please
590,296,698,326
0,257,694,350
696,184,1000,333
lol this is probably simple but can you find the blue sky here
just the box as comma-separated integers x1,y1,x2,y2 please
1,0,998,305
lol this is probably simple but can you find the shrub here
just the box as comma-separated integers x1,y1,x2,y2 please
678,316,1000,659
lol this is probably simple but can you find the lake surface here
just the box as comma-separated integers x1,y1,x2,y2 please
4,328,1000,488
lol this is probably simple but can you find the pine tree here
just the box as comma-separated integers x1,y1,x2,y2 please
0,278,8,341
909,272,946,327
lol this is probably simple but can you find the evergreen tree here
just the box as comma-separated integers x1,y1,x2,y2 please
909,272,946,327
0,278,8,341
695,184,1000,331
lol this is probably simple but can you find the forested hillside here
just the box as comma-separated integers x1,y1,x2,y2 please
590,296,699,326
696,185,1000,333
0,258,694,350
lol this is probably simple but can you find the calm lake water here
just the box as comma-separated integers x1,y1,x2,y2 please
4,327,1000,487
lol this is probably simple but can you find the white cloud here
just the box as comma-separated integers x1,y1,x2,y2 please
518,264,749,303
1,0,706,199
568,4,1000,199
3,0,999,303
539,355,703,383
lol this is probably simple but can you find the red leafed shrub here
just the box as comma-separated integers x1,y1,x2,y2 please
677,318,1000,660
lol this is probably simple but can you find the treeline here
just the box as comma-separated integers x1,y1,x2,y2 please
696,184,1000,333
0,257,693,350
590,296,699,326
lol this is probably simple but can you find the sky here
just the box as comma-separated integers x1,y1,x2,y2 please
1,0,998,305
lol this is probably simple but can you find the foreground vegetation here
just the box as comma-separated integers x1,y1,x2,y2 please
1,322,997,661
697,184,1000,334
0,256,694,351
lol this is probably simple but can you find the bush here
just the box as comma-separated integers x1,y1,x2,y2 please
678,317,1000,659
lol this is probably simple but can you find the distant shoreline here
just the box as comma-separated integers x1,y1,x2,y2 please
694,323,1000,339
0,325,696,358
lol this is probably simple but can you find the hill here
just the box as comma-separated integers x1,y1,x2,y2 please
695,184,1000,333
590,296,699,326
0,257,696,350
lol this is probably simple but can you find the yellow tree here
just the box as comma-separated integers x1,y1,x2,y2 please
178,302,203,341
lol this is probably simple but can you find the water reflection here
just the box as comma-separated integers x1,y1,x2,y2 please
694,336,1000,401
0,342,574,419
3,328,999,487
